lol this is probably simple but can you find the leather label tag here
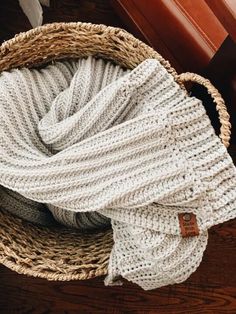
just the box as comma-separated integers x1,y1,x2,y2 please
178,213,199,237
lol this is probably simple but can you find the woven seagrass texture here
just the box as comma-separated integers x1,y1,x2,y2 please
0,211,112,280
0,22,231,281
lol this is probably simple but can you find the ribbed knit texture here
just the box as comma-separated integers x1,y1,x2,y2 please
0,56,235,290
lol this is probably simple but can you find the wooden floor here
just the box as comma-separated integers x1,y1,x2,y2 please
0,1,236,313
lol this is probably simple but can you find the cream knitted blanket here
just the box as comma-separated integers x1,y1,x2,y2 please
0,57,236,290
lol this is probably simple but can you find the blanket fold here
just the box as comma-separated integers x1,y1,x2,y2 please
0,56,235,290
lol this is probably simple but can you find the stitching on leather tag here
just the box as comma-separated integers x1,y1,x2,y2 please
178,213,199,237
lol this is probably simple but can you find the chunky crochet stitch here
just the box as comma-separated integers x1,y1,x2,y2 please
0,56,236,290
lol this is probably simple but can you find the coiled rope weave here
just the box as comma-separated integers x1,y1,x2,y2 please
0,23,235,289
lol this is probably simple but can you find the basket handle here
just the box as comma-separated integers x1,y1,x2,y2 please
177,72,231,148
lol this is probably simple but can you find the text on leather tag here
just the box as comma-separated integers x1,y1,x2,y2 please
178,213,199,237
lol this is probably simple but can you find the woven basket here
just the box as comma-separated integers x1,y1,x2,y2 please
0,22,231,281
